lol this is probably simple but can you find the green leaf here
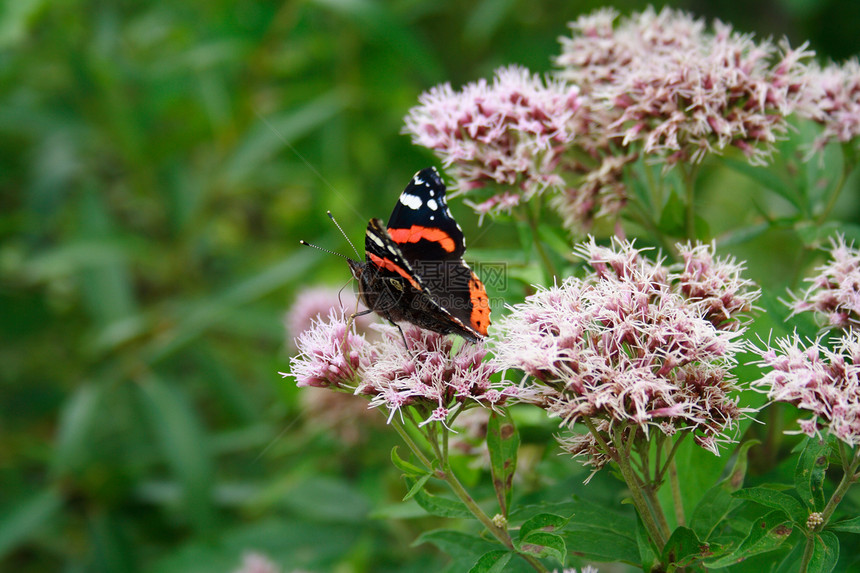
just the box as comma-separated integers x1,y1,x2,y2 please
658,190,686,236
225,91,347,185
391,446,429,477
0,489,63,559
403,473,433,502
795,437,829,512
689,440,759,540
487,410,519,517
795,222,846,248
138,375,215,535
468,550,514,573
828,514,860,534
704,510,794,568
52,383,103,476
808,531,839,573
721,156,800,210
733,486,807,525
661,527,714,567
405,478,472,518
516,531,566,563
537,223,572,257
415,529,500,560
636,518,659,571
562,528,640,564
280,476,371,523
518,513,569,541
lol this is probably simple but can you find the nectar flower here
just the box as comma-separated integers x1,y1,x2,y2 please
285,309,375,389
789,235,860,329
403,65,582,216
751,330,860,446
675,241,760,330
356,325,511,425
798,59,860,152
557,7,812,165
285,286,374,346
494,238,754,464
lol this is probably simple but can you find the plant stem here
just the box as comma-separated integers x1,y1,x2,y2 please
524,201,559,281
393,417,548,572
390,418,434,471
820,446,860,525
682,162,700,242
669,458,686,527
583,418,667,552
798,445,860,573
815,144,857,225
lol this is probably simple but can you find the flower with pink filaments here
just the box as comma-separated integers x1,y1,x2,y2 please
789,235,860,329
494,238,758,466
557,6,813,165
752,330,860,446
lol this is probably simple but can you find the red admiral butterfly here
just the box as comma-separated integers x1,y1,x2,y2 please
305,168,491,344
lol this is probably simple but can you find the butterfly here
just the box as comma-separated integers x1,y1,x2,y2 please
340,167,491,343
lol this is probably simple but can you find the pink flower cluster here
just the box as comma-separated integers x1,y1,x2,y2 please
285,286,374,347
494,238,758,462
356,325,514,425
799,60,860,151
752,330,860,446
790,236,860,329
286,308,374,389
286,311,512,427
556,7,812,165
403,65,582,217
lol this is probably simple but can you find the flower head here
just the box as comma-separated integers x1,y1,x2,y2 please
285,309,375,389
356,325,510,425
285,286,374,346
789,235,860,329
797,59,860,152
403,65,582,216
675,241,760,330
751,330,860,446
494,238,753,462
557,7,813,165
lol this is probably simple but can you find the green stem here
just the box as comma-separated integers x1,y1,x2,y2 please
390,418,434,471
442,462,550,572
656,433,689,484
815,144,857,225
683,163,701,242
583,418,667,552
669,458,686,527
524,201,559,281
820,446,860,525
799,446,860,573
393,416,548,572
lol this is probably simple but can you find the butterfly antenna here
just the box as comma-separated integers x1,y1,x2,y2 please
299,240,349,260
327,211,361,259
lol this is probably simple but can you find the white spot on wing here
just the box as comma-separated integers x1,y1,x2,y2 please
399,193,423,210
427,199,438,211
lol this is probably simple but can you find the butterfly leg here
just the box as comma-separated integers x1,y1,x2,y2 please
387,320,411,352
341,308,374,356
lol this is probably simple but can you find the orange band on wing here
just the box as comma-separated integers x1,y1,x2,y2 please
388,226,456,253
468,273,491,336
368,253,422,291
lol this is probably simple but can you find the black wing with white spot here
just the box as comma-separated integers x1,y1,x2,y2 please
385,167,466,263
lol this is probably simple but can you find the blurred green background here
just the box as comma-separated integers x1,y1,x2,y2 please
2,1,859,572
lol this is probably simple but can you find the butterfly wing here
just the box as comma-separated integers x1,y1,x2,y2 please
386,167,466,262
386,168,490,338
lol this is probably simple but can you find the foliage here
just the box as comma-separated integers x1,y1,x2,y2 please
3,1,860,573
